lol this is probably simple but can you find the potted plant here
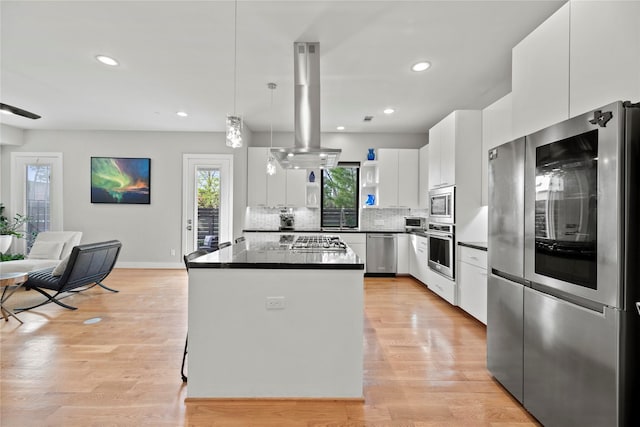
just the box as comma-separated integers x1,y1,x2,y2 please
0,203,29,254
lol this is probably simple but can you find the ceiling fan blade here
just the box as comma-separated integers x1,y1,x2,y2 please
0,103,41,119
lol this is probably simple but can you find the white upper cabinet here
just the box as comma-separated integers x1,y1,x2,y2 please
512,2,570,138
398,150,419,208
418,144,429,209
377,149,398,207
376,149,419,208
286,169,307,207
569,0,640,117
481,93,513,206
247,147,272,206
428,110,481,192
247,147,306,207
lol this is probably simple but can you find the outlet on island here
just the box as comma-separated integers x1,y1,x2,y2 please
265,296,286,310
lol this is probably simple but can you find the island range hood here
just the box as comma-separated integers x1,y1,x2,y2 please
271,42,341,169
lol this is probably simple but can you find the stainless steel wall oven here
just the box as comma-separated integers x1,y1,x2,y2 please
427,222,454,280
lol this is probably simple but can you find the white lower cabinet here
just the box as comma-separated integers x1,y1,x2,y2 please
426,269,456,305
396,233,409,275
409,234,429,285
457,246,487,324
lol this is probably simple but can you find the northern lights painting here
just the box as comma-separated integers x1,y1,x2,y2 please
91,157,151,204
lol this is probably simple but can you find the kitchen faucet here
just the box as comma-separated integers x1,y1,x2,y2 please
340,207,345,230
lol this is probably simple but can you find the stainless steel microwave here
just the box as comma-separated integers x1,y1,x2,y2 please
404,216,427,231
429,186,455,223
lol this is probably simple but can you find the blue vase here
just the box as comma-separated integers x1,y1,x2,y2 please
367,148,375,161
366,194,375,206
309,171,315,183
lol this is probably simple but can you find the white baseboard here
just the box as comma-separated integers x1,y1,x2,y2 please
115,261,184,269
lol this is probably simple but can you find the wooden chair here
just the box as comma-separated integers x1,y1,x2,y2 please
181,249,208,382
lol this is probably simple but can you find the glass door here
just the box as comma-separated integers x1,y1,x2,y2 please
10,152,63,254
182,154,233,255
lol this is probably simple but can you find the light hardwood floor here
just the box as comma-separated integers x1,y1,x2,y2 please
0,269,539,426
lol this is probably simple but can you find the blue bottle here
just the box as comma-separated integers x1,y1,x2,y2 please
367,148,375,161
366,194,375,206
309,171,315,182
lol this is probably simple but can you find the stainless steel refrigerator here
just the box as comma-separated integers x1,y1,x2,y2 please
488,101,640,426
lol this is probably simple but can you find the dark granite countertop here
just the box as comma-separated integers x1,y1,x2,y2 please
243,229,408,234
458,241,488,251
188,234,364,270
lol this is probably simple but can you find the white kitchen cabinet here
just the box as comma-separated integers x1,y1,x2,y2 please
409,234,429,285
428,110,481,190
398,150,419,208
458,245,487,324
428,115,453,188
396,233,409,275
569,0,640,117
377,149,398,207
247,147,307,207
512,2,570,138
376,149,419,208
481,93,513,206
426,269,456,306
428,124,442,190
419,144,429,209
285,169,307,207
247,147,271,206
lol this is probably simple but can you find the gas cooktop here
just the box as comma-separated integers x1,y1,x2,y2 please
291,235,348,252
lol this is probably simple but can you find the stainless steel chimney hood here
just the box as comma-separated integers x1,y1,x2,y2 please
271,42,341,169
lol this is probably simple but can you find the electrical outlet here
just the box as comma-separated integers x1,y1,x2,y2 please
170,249,176,256
266,296,285,310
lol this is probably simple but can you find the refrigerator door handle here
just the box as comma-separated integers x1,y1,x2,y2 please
636,302,640,316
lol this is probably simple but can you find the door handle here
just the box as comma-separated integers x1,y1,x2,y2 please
636,302,640,316
186,226,192,231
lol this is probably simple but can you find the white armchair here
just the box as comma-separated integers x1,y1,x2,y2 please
0,231,82,274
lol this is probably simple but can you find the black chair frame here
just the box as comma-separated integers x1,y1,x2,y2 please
18,240,122,312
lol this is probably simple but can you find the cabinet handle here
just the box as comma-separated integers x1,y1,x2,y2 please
470,256,479,261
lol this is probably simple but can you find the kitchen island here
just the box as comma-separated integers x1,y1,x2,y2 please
186,234,365,399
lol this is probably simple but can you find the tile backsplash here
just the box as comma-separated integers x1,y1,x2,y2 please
245,207,429,231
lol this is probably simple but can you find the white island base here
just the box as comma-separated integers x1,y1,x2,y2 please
187,268,364,399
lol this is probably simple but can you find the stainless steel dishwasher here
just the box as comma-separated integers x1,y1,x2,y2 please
366,233,397,275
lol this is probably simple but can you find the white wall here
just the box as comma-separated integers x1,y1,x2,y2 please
0,124,26,202
0,129,248,267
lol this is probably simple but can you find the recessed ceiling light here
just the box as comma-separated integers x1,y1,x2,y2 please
411,61,431,72
96,55,119,66
176,111,188,117
336,126,345,131
383,108,395,115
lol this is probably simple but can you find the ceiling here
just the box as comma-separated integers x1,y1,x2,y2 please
0,0,566,135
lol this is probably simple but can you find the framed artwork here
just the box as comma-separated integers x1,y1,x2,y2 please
91,157,151,204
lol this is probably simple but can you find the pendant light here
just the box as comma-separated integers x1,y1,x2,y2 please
266,83,277,175
226,0,242,148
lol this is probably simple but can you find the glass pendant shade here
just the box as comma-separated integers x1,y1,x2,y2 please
266,156,277,176
226,114,243,148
